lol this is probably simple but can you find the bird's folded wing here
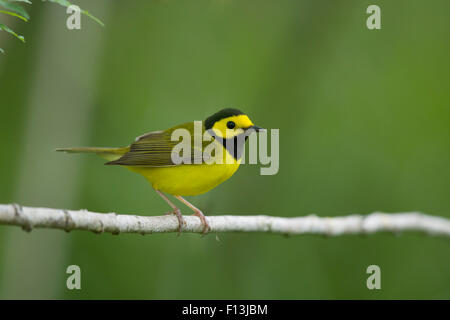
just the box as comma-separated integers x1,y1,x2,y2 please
106,123,208,166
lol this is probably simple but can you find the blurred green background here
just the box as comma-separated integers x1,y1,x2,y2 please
0,0,449,299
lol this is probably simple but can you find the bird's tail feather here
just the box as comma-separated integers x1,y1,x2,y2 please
55,146,129,161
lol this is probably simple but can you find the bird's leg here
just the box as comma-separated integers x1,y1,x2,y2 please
155,190,186,234
174,196,211,234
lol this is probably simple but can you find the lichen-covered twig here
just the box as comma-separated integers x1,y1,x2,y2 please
0,204,449,237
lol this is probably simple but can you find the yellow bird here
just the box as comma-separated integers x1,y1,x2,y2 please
56,108,263,233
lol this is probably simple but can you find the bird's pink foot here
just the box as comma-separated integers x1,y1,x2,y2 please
192,210,211,234
166,208,186,234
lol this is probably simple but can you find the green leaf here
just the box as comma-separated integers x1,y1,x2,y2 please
9,0,33,4
0,0,30,20
0,47,4,54
45,0,70,6
42,0,104,26
0,9,28,21
0,23,25,42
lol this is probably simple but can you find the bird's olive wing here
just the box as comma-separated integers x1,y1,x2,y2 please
106,123,207,166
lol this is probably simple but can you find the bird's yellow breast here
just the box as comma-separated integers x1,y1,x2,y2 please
126,134,243,196
129,161,241,196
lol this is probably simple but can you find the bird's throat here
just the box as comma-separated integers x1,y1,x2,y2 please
219,134,247,161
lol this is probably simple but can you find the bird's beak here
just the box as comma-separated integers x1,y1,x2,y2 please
246,125,264,132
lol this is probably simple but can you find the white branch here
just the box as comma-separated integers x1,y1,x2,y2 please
0,204,449,237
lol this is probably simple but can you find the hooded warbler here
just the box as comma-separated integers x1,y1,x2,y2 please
56,108,263,233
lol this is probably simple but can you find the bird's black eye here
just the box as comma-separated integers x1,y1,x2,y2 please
227,121,236,129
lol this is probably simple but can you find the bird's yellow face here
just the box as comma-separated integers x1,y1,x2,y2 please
211,114,255,139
